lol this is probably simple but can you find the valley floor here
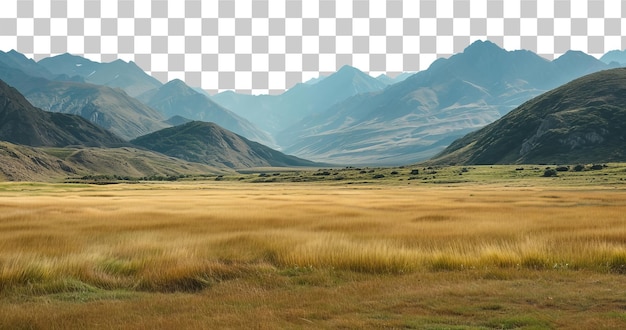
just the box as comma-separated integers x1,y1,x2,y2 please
1,170,626,328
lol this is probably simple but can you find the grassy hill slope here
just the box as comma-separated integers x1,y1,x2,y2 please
430,68,626,165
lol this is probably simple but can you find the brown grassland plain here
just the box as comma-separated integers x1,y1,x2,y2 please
1,167,626,329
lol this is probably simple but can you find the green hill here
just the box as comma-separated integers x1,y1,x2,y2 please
131,121,320,169
430,68,626,165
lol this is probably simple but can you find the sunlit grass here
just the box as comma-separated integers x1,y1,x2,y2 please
1,180,626,328
1,182,625,290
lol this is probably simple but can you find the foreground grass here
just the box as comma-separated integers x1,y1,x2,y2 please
1,174,626,328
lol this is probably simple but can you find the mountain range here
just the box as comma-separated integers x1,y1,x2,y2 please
35,53,272,145
1,41,626,181
272,41,618,165
429,68,626,165
0,53,169,140
38,53,162,97
211,65,389,135
0,76,319,179
137,79,274,147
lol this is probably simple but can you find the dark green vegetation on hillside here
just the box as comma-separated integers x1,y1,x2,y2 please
431,68,626,165
131,121,320,169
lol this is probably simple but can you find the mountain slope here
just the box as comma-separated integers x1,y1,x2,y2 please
211,65,388,135
0,142,226,182
278,41,617,165
0,50,57,80
0,79,126,147
23,80,169,140
138,79,274,146
0,60,168,141
429,68,626,165
131,121,320,169
38,53,162,97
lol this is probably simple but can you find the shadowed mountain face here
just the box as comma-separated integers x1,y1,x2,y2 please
211,65,388,135
276,41,617,166
131,121,320,169
38,53,162,97
429,68,626,165
0,79,126,147
138,79,275,147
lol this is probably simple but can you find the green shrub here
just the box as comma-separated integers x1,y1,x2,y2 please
542,169,558,177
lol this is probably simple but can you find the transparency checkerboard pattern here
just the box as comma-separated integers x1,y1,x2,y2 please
1,0,625,94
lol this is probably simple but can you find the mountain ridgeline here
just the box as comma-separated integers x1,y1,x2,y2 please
430,68,626,165
38,53,162,97
131,121,320,169
211,65,388,135
274,40,618,165
1,43,626,178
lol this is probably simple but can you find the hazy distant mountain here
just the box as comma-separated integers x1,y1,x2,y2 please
277,40,617,165
376,72,414,85
600,49,626,65
0,79,125,147
0,50,56,80
211,65,388,135
430,68,626,165
138,79,274,146
131,121,320,169
38,53,162,97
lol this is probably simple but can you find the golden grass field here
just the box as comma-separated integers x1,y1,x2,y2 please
1,172,626,328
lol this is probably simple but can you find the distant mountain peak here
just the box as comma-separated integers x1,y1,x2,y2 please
166,78,187,86
326,65,376,83
554,50,603,67
463,39,506,54
600,49,626,65
336,65,362,74
159,78,198,95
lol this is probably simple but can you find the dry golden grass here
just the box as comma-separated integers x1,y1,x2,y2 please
1,181,626,328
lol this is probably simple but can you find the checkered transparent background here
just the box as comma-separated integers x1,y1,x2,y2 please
0,0,624,94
